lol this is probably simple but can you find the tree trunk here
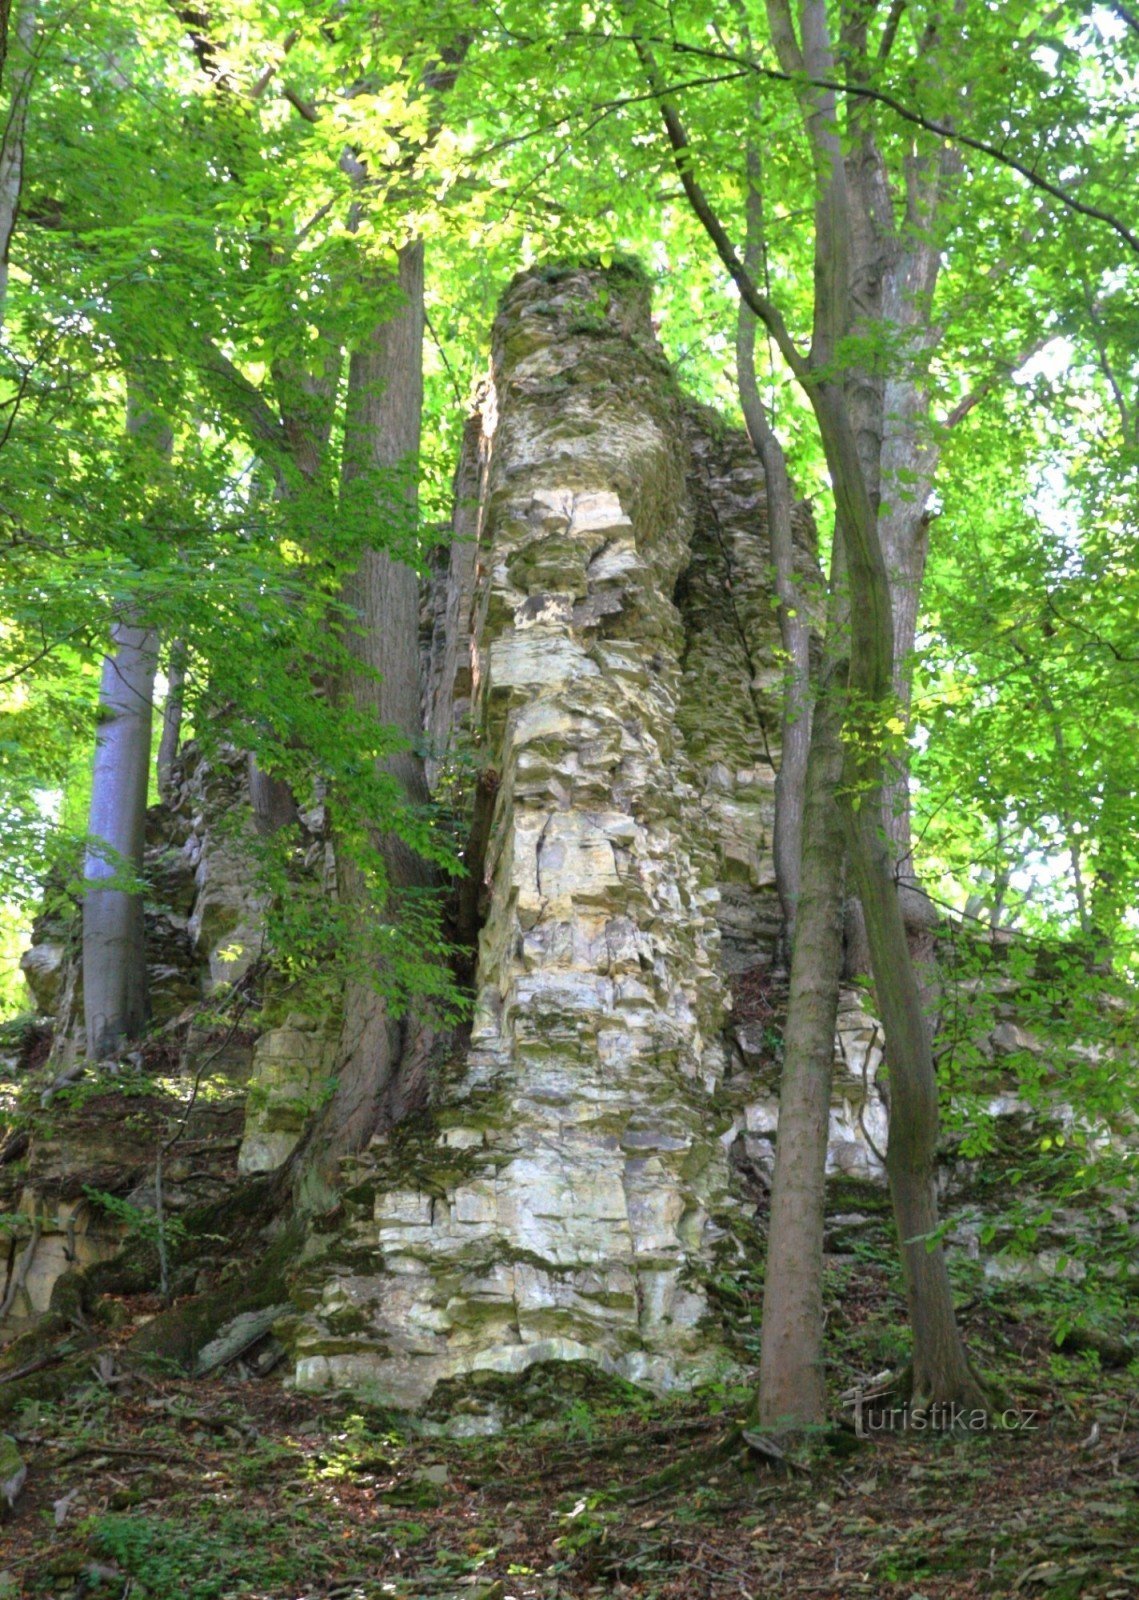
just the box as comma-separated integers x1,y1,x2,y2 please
763,0,982,1413
0,0,35,329
297,240,432,1211
248,760,299,835
155,639,186,801
843,794,988,1413
82,621,159,1060
755,639,847,1428
82,391,171,1061
736,145,813,955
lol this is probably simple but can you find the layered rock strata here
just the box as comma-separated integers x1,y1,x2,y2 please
288,266,749,1405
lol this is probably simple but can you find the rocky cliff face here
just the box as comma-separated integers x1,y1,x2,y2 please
4,263,896,1381
284,265,839,1406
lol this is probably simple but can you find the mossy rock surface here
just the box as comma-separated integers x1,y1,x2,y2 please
422,1357,654,1431
127,1225,300,1373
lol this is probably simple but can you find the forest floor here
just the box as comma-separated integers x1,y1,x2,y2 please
3,1248,1137,1600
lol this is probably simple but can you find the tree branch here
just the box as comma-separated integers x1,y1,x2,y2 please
658,36,1139,257
943,332,1049,429
629,37,809,382
198,341,289,460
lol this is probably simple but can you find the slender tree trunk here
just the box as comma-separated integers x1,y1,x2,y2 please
633,0,989,1417
82,621,159,1060
755,633,847,1428
736,143,813,954
769,0,982,1414
842,795,987,1412
297,240,432,1210
0,0,35,329
155,639,186,801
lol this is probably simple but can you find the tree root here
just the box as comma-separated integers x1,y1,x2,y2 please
622,1427,747,1505
0,1219,42,1321
616,1420,826,1507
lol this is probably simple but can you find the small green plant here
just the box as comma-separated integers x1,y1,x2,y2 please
82,1185,188,1253
562,1397,597,1443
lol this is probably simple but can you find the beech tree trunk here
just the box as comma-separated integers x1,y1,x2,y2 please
82,621,159,1060
82,394,170,1060
843,795,988,1411
758,0,981,1415
297,241,432,1211
755,633,847,1427
155,639,186,801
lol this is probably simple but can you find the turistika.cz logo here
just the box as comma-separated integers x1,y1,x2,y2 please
851,1399,1039,1435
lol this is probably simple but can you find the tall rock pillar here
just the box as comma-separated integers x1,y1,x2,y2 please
290,265,739,1405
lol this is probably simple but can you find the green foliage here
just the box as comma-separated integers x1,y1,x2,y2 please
85,1506,332,1599
0,0,1136,1451
3,0,1136,1018
81,1186,189,1254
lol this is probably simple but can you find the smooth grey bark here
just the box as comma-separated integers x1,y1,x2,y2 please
82,621,159,1060
82,395,170,1060
755,622,847,1427
837,2,960,934
842,793,987,1411
298,240,432,1210
0,0,35,329
772,0,979,1413
736,145,813,953
155,639,186,801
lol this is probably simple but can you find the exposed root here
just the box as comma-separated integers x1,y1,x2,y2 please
617,1424,802,1506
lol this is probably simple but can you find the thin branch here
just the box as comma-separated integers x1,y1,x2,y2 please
283,83,319,123
424,306,463,406
0,623,87,684
1079,279,1132,439
629,38,809,381
1044,591,1139,664
943,332,1049,429
250,26,298,99
653,36,1139,257
198,340,289,458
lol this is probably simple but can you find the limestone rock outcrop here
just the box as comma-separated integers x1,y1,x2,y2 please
286,265,825,1406
8,261,1130,1377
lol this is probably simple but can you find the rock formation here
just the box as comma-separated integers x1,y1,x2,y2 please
3,263,898,1380
285,264,831,1405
